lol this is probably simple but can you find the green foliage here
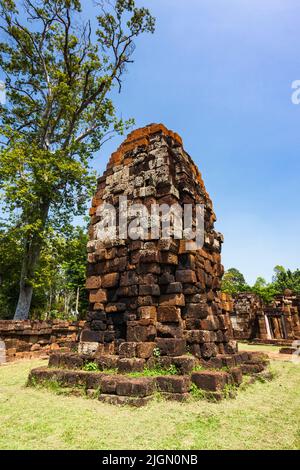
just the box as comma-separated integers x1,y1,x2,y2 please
189,382,206,400
77,356,181,377
0,224,23,317
100,368,118,374
251,276,279,305
152,347,161,358
222,383,238,399
0,224,88,319
0,0,155,318
222,268,249,295
80,361,179,377
272,265,300,295
83,362,100,372
250,267,300,305
29,377,86,397
192,364,204,372
0,0,155,230
128,365,179,378
222,266,300,305
166,364,178,375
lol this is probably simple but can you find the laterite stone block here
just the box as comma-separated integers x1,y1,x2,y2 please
191,370,230,392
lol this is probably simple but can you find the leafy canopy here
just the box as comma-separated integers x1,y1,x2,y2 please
0,224,89,319
0,0,155,234
222,268,248,296
222,265,300,304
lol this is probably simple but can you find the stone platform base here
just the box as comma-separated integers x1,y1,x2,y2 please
28,350,269,407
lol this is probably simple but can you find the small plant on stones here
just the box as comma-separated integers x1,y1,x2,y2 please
29,374,88,398
166,364,178,375
153,347,161,358
189,383,206,400
129,364,179,378
256,369,276,383
83,362,100,372
222,383,238,399
193,364,204,372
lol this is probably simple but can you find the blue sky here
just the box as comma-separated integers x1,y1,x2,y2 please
84,0,300,285
2,1,299,285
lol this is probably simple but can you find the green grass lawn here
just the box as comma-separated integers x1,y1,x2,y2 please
0,358,300,450
238,342,281,353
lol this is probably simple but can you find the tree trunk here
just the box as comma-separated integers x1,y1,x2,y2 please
14,202,50,320
14,282,34,321
75,287,80,317
14,234,43,320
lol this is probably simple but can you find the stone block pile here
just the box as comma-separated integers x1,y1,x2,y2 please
28,349,269,406
83,124,234,362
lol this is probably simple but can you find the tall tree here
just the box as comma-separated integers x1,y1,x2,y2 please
0,223,23,318
0,223,89,319
251,276,278,304
272,265,300,295
222,267,248,295
0,0,155,319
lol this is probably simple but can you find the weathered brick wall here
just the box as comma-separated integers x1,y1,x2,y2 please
0,320,85,361
84,123,236,360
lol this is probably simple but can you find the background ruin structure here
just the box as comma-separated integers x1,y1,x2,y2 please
0,320,84,361
83,123,234,360
230,291,300,343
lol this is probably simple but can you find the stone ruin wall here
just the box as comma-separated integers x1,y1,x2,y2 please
230,292,300,342
264,293,300,340
230,293,263,340
0,320,84,361
83,124,235,361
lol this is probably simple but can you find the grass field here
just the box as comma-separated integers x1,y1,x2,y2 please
0,356,300,450
237,343,281,353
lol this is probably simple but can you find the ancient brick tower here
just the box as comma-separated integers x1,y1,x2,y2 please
83,124,233,360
